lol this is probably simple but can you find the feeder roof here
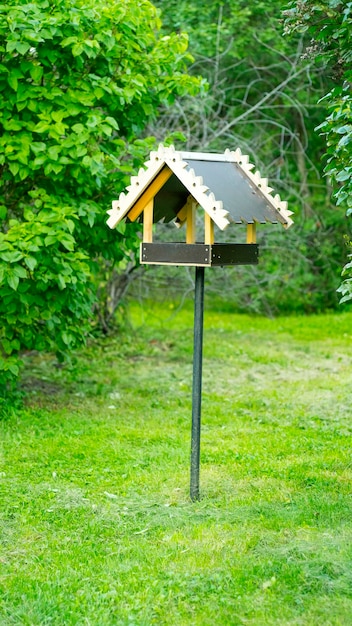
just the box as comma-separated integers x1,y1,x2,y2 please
107,145,293,231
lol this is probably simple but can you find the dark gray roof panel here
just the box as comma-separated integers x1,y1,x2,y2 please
153,174,188,223
185,159,282,225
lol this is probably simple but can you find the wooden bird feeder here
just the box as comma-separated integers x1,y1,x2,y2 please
107,145,293,500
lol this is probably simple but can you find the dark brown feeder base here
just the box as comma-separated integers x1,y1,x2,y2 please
140,242,259,266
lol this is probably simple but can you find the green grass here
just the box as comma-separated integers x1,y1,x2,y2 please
1,304,352,625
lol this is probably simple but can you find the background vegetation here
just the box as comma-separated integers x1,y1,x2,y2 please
284,0,352,302
0,0,199,388
143,0,351,317
0,1,351,380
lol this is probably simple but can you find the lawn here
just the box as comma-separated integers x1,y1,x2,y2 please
0,303,352,625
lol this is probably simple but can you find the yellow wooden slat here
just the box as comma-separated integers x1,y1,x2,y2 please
204,213,214,245
246,223,256,243
143,199,154,243
175,195,194,227
186,200,196,244
127,166,173,222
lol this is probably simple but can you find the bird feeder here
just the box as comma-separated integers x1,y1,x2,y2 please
107,145,293,500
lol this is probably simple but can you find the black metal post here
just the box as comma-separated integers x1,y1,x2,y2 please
190,265,205,501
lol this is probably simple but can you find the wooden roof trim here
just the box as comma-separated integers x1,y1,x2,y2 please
106,156,166,228
127,166,173,222
224,148,294,228
152,145,231,231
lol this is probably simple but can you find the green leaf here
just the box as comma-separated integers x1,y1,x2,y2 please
30,142,47,155
15,41,31,55
30,65,44,83
8,361,20,376
66,219,75,234
24,256,37,271
0,250,23,263
33,121,50,133
60,36,78,48
336,125,352,134
7,272,19,291
9,161,20,176
105,116,119,130
1,339,12,355
13,265,27,279
60,236,75,251
57,274,66,290
101,124,112,136
19,167,29,181
75,146,87,157
52,110,64,123
33,156,47,167
54,121,67,135
336,169,351,182
44,235,58,247
72,43,84,57
48,146,60,160
7,74,18,91
61,331,74,346
94,87,104,99
72,123,85,134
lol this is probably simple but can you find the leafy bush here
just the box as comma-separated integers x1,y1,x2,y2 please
0,0,199,388
146,0,348,315
284,0,352,301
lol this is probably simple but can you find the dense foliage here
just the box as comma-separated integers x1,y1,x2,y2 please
1,0,350,389
146,0,350,315
284,0,352,302
0,0,199,387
